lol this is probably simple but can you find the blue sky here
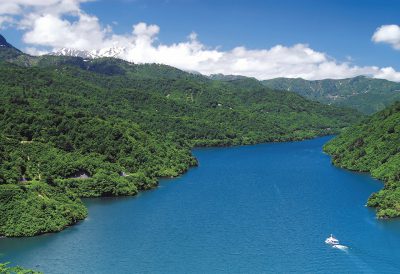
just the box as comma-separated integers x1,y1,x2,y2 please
1,0,400,80
82,0,400,68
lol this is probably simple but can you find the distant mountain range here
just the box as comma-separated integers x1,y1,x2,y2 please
262,77,400,114
208,74,400,114
2,34,399,114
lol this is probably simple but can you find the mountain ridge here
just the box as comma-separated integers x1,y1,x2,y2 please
262,76,400,114
0,34,18,49
0,34,23,59
1,33,397,115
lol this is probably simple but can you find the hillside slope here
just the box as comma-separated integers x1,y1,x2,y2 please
324,102,400,218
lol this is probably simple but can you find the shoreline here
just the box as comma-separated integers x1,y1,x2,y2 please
323,145,398,220
0,133,340,239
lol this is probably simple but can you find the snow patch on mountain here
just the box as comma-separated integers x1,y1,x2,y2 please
50,46,127,59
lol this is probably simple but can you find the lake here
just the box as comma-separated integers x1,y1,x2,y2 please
2,136,400,273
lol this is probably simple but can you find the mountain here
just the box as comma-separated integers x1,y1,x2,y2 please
50,48,98,59
262,76,400,114
208,74,255,81
50,46,127,59
324,102,400,218
0,34,15,48
0,34,22,59
0,34,363,237
46,44,400,115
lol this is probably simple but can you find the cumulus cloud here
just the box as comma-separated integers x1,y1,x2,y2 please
373,67,400,82
372,24,400,50
1,1,400,81
23,13,107,49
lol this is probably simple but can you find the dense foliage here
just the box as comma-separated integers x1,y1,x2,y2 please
324,102,400,218
0,181,87,237
0,34,363,237
0,262,41,274
262,76,400,114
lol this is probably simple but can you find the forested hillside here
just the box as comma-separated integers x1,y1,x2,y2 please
0,34,362,236
324,102,400,218
262,76,400,114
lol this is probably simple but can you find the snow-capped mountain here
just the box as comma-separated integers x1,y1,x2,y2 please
50,46,127,59
50,48,96,59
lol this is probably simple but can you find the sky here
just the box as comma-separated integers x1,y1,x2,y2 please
0,0,400,81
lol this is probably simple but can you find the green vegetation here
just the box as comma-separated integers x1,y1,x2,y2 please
324,102,400,218
0,182,87,237
0,34,363,237
262,76,400,114
0,262,41,274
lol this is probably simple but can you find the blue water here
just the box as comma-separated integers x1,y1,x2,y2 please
2,136,400,273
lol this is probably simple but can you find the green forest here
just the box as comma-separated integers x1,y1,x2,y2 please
0,37,364,237
324,102,400,218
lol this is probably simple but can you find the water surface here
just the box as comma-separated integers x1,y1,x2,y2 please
2,137,400,273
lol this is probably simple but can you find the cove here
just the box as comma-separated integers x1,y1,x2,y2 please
2,136,400,273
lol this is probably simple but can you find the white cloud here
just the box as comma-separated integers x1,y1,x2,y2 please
24,46,49,55
0,2,22,15
0,0,89,16
373,67,400,82
1,1,400,81
23,13,107,49
372,24,400,50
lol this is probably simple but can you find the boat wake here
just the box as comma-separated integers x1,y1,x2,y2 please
332,244,349,251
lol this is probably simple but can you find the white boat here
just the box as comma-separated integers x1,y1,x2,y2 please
325,234,339,245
